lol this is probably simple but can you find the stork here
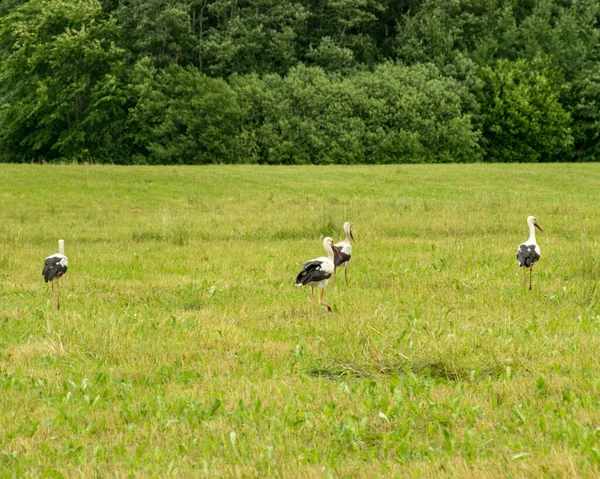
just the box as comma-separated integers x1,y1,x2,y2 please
43,239,69,309
333,221,354,284
517,216,543,290
295,237,341,312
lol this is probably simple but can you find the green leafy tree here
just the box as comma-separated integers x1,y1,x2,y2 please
128,59,243,164
517,0,600,81
303,0,383,69
232,63,480,164
114,0,198,67
232,66,367,164
479,58,573,162
396,0,521,67
442,53,486,132
305,36,357,73
368,0,422,58
0,0,28,17
200,0,309,76
572,64,600,161
0,0,130,162
2,0,599,164
354,62,481,163
396,0,600,74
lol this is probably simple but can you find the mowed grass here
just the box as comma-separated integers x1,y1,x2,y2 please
0,164,599,477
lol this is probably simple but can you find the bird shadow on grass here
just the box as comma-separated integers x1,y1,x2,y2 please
304,358,507,382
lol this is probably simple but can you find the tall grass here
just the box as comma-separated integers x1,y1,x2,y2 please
0,164,599,476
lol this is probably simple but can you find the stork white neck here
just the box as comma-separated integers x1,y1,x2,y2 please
343,222,352,241
527,218,537,244
323,237,335,261
58,239,65,256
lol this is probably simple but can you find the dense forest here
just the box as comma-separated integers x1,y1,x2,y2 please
0,0,599,164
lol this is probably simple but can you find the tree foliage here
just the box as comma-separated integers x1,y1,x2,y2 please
479,58,572,162
572,64,600,162
1,0,599,163
230,63,480,164
128,59,243,164
0,0,129,162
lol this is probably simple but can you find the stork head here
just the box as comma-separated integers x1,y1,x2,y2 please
527,216,543,233
343,221,355,242
324,237,342,259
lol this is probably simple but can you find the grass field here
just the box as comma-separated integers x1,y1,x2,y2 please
1,163,600,477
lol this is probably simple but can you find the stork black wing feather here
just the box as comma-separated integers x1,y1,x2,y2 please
517,244,540,268
334,251,351,268
296,260,331,285
42,257,67,283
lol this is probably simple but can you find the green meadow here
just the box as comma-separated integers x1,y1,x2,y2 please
1,164,600,477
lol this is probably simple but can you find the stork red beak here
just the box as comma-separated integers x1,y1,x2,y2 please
332,244,342,259
350,230,355,242
534,223,543,233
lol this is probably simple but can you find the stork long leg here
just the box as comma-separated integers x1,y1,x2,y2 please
50,280,56,309
344,267,348,285
319,288,332,312
529,265,533,291
523,267,527,287
56,276,61,310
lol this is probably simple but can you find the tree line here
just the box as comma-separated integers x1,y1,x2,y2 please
0,0,599,164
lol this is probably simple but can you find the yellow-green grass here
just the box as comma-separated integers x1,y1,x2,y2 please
1,163,599,477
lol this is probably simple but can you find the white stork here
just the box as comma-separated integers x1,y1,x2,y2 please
333,221,355,284
295,237,342,312
517,216,543,290
42,239,69,309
